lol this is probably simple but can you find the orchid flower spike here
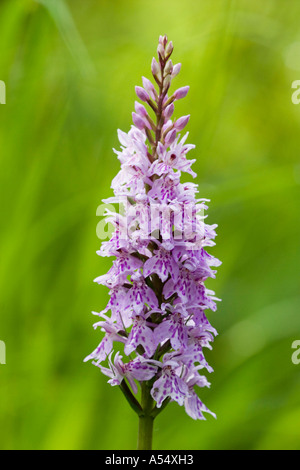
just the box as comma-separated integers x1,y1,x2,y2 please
85,35,221,451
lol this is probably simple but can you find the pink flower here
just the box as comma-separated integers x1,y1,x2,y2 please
86,36,221,424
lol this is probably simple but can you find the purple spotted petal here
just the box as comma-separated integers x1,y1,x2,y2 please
184,391,216,420
151,367,189,407
124,316,157,357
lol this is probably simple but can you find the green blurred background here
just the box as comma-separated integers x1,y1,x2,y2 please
0,0,300,450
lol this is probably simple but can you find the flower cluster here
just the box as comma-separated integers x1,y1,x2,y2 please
85,35,221,420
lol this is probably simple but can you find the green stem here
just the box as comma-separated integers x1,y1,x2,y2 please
137,382,154,450
119,380,143,417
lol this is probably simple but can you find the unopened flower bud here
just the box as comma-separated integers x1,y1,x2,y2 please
164,59,173,75
173,86,190,100
135,86,150,102
164,102,175,119
161,119,172,134
174,114,190,131
172,63,181,78
142,76,157,100
165,41,173,57
163,74,172,91
164,128,177,146
159,35,168,47
132,112,146,130
135,101,148,118
157,43,165,59
151,57,160,77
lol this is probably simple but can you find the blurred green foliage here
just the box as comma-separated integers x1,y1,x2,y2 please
0,0,300,450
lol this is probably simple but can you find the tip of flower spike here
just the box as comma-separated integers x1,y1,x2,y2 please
157,35,174,62
159,35,168,47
